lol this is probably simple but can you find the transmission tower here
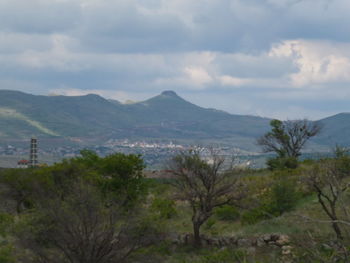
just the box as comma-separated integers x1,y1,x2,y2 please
30,137,38,167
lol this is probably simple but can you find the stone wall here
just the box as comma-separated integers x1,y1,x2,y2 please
170,233,292,256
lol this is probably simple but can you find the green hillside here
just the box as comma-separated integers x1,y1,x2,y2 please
315,113,350,146
0,89,349,150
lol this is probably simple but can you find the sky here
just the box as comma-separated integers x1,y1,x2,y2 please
1,0,350,120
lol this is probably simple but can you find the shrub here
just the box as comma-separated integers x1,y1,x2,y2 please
0,245,15,263
268,179,299,216
150,198,177,219
204,218,216,230
0,214,13,236
241,178,300,225
240,206,270,225
267,156,298,170
215,205,240,221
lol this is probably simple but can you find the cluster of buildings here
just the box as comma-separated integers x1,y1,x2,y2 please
0,137,257,169
104,139,186,149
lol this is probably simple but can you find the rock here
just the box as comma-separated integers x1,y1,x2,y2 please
282,245,293,255
276,235,290,246
262,234,272,242
268,240,277,246
270,234,280,242
246,247,256,255
269,243,280,249
256,237,266,247
220,238,230,247
237,238,252,247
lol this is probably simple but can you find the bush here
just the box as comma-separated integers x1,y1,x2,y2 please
241,178,300,225
268,179,299,216
215,205,240,221
0,214,13,236
150,198,177,219
0,245,15,263
267,156,298,170
240,206,270,225
204,218,216,230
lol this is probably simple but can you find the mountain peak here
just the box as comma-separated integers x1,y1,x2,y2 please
161,90,178,97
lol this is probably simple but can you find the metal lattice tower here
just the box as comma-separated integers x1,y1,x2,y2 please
30,137,38,167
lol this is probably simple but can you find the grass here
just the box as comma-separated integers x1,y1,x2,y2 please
1,161,348,263
0,107,58,136
140,165,350,262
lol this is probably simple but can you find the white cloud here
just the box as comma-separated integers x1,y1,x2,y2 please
219,75,251,86
184,66,213,87
270,40,350,87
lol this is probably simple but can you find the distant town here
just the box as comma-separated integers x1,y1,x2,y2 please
0,138,259,169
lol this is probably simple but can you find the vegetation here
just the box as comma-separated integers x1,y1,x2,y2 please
0,151,154,263
0,146,349,262
169,150,244,247
258,119,322,169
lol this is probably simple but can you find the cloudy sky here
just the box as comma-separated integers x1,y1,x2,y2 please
1,0,350,120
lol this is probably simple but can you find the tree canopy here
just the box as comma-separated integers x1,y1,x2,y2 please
257,119,322,158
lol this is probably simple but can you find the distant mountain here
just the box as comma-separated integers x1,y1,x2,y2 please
315,113,350,147
122,91,271,141
0,90,133,139
0,89,349,151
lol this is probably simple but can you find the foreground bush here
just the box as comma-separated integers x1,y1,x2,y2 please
241,177,300,225
215,205,240,222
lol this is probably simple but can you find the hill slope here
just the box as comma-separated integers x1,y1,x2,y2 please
314,113,350,147
0,90,135,139
0,89,349,150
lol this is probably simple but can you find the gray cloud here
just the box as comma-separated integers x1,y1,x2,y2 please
0,0,350,119
0,0,81,34
69,0,350,53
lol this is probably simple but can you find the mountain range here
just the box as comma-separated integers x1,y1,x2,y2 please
0,89,349,152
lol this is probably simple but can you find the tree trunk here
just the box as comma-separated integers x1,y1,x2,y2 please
332,221,343,240
16,199,24,214
330,203,343,240
192,221,202,247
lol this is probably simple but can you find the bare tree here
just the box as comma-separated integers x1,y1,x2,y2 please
19,182,153,263
257,119,322,158
169,150,244,247
305,158,350,240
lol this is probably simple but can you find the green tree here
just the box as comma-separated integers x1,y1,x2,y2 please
13,152,152,263
34,150,147,206
257,119,322,169
98,153,147,206
0,169,52,213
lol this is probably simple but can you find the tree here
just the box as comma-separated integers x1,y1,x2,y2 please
305,155,350,241
19,182,152,263
98,153,147,206
169,150,244,247
36,150,147,206
0,169,52,214
257,119,322,167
